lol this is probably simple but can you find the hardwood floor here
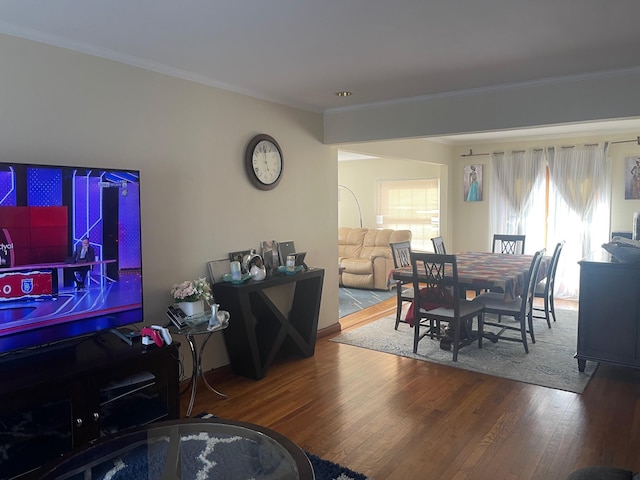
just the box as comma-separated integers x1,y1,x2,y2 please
182,297,640,479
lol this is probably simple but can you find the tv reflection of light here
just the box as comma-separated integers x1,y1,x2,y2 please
0,166,16,206
71,170,103,261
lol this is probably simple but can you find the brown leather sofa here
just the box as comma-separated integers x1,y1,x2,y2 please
338,227,412,290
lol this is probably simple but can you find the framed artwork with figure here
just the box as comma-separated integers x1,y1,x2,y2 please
464,164,482,202
625,156,640,200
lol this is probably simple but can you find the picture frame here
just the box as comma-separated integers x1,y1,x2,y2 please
277,241,296,266
207,259,230,284
260,240,279,271
464,164,483,202
625,156,640,200
228,249,254,270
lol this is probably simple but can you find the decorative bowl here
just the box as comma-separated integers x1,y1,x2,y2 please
222,273,252,284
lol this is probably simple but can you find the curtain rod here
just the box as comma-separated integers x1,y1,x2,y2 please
460,148,544,157
460,149,490,157
460,135,640,157
610,136,640,145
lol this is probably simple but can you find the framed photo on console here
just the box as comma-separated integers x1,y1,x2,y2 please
228,249,253,265
277,241,296,266
261,240,279,271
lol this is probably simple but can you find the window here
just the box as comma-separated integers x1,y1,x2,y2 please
376,178,439,251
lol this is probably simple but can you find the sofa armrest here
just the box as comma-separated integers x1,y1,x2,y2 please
372,256,393,290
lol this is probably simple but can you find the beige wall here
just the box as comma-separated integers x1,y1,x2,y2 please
0,34,337,378
337,139,454,243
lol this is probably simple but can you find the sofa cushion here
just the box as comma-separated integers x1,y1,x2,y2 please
342,258,374,275
338,227,367,261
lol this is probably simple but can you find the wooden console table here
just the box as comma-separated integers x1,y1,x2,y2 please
577,249,640,372
212,268,324,380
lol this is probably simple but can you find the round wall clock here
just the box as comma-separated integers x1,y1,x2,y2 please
244,134,283,190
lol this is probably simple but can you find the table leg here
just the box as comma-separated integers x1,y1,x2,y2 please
197,332,228,399
185,334,198,418
184,333,227,418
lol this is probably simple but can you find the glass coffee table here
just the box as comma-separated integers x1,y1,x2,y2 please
35,418,314,479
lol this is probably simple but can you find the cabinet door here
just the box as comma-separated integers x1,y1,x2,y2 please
578,265,640,364
87,349,176,438
0,382,78,480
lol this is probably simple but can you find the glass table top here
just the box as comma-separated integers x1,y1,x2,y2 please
36,418,314,480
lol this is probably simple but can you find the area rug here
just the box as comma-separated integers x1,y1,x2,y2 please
196,413,369,479
331,308,597,393
339,286,395,318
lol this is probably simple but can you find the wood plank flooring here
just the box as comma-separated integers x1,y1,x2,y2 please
182,297,640,479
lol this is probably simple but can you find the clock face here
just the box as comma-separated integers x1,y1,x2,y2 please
245,134,283,190
252,140,282,185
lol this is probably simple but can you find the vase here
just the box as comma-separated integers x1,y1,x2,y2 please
176,300,204,317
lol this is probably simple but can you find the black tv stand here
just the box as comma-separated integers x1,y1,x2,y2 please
0,333,180,479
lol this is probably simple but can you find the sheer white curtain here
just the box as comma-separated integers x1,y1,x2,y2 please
489,149,546,253
547,144,611,299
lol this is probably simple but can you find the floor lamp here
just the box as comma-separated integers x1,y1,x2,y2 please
338,184,363,228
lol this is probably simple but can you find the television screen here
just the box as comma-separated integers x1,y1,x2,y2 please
0,163,142,355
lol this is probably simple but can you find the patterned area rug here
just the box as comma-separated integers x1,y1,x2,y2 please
339,287,395,318
331,308,597,393
196,414,370,480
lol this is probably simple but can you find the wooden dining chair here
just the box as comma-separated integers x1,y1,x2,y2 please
410,252,484,361
431,236,446,254
390,241,414,329
532,241,565,327
492,234,526,255
475,248,545,353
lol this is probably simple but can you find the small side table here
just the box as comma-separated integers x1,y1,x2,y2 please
168,316,229,417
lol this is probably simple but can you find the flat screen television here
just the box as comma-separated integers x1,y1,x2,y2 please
0,162,143,356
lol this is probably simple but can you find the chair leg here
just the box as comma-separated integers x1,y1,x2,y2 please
543,294,551,328
394,292,402,330
549,292,557,322
520,317,529,354
451,321,461,362
413,320,420,353
527,310,536,344
477,313,483,349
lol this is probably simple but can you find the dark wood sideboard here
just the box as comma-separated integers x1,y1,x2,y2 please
212,268,324,380
577,249,640,372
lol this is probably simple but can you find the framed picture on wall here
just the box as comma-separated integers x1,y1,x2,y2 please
625,156,640,200
464,164,482,202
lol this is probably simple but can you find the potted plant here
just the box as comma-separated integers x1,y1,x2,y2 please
170,277,212,316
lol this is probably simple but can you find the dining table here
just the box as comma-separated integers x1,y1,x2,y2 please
391,251,550,350
391,251,550,303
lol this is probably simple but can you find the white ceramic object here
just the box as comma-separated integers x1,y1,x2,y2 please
250,265,266,280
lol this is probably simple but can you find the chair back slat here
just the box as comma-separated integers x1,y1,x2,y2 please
522,249,545,317
390,241,412,268
431,236,447,254
546,241,565,292
492,234,526,254
410,252,458,313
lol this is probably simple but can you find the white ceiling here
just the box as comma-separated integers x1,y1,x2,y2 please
1,0,640,116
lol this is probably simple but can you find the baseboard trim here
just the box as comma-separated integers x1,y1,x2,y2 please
317,322,341,338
